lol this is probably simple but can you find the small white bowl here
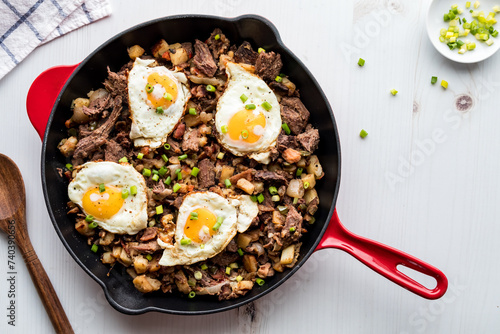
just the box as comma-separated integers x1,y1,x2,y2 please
426,0,500,63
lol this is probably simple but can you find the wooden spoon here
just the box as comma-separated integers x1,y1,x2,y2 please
0,153,73,334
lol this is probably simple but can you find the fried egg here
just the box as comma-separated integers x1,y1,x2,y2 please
128,58,190,148
68,161,148,235
215,62,281,164
158,191,258,266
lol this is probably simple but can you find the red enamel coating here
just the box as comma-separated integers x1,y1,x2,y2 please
315,210,448,299
26,65,448,301
27,64,79,139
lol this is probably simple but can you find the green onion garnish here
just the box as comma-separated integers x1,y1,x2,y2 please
160,154,168,163
177,171,182,180
275,75,283,83
215,34,220,40
164,176,172,185
431,76,438,84
156,205,163,215
173,183,181,192
164,143,171,150
158,166,168,176
217,152,225,159
91,244,98,253
65,163,73,171
201,264,208,270
137,153,144,159
236,275,243,282
188,291,196,299
269,186,278,195
146,254,152,261
390,89,398,96
257,193,264,203
441,80,448,89
237,248,244,256
293,197,298,204
118,157,128,163
194,271,203,280
240,94,248,103
191,167,200,177
175,168,181,175
212,217,223,231
225,267,231,275
85,215,94,223
241,130,249,139
180,238,191,245
360,129,368,138
179,154,188,160
281,123,291,135
130,185,137,196
358,58,365,67
229,262,238,269
221,125,228,134
121,189,129,199
271,195,280,202
152,169,159,175
156,106,164,114
296,167,303,177
164,93,173,101
190,212,199,220
258,47,265,53
189,108,197,115
245,104,256,110
303,182,310,189
262,101,272,111
289,227,296,232
142,168,151,177
88,221,98,229
206,84,216,92
224,179,232,188
99,183,105,193
255,278,265,286
309,217,316,224
250,195,257,202
146,83,153,93
152,174,159,182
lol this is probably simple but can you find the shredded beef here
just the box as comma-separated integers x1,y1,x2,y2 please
277,133,298,152
226,239,238,253
280,97,310,135
198,158,215,188
307,197,319,216
173,122,186,140
210,252,239,267
281,205,303,244
297,127,320,152
181,128,200,152
234,41,258,65
173,195,184,209
82,93,111,118
255,51,283,81
190,85,208,98
139,227,158,242
166,137,182,154
269,81,295,96
193,39,217,77
128,241,161,254
218,283,232,300
254,170,288,184
207,28,230,60
103,67,128,100
104,139,126,162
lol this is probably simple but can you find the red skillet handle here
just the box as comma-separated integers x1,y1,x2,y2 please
316,210,448,299
27,64,79,140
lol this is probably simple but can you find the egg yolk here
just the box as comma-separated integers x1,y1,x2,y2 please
227,109,266,144
147,72,178,109
82,186,124,220
184,208,217,244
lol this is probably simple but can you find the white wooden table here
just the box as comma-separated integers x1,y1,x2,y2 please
1,0,500,333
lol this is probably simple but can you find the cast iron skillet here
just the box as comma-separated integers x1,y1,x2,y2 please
26,14,448,315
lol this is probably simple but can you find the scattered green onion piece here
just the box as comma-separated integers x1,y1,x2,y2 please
255,278,265,286
146,254,153,261
194,271,203,280
250,195,257,202
175,168,181,174
130,185,138,196
360,129,368,138
201,264,208,270
213,216,224,231
159,155,168,164
258,47,265,53
281,123,291,135
179,154,188,160
164,143,171,150
237,248,244,256
217,152,225,159
146,83,154,93
65,163,73,171
289,227,296,232
257,193,264,203
152,174,159,182
142,168,151,177
99,183,105,193
188,278,196,287
441,80,448,89
279,73,286,77
206,84,216,92
271,195,280,202
189,108,197,115
493,30,499,37
164,93,173,101
177,171,182,180
191,167,200,177
236,275,243,282
303,182,310,189
156,205,163,215
241,130,249,139
275,75,283,83
229,262,239,269
190,211,199,220
358,58,365,66
152,169,159,175
121,189,129,199
164,176,172,185
137,152,144,159
91,244,98,253
221,125,228,133
431,76,438,84
215,34,220,40
309,217,316,224
85,215,94,223
156,106,164,114
293,197,298,205
262,101,272,111
245,104,256,110
200,244,205,249
173,183,181,192
188,291,196,299
158,166,168,177
240,94,248,103
269,186,278,195
390,89,398,96
180,238,191,246
225,266,231,275
296,167,303,177
224,179,232,188
88,221,98,229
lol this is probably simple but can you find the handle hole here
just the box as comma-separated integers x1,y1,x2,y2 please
397,264,437,290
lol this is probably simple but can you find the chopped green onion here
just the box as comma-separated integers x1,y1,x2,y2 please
282,123,291,135
91,244,98,253
279,73,286,77
493,30,499,37
293,197,298,205
200,244,205,249
467,42,476,50
99,183,105,193
137,153,144,159
188,278,196,287
237,248,244,256
262,101,272,111
189,108,197,115
156,205,163,215
119,157,127,164
215,34,220,40
142,168,151,177
269,186,278,195
255,278,265,286
250,195,257,202
258,47,265,53
191,167,200,177
65,163,73,171
224,179,232,188
156,106,164,114
358,58,365,66
289,227,296,232
360,129,368,138
164,143,171,150
152,174,159,182
229,262,239,269
194,271,203,280
271,195,280,202
309,217,316,224
164,93,173,101
390,89,398,96
225,266,231,275
146,254,152,261
236,275,243,282
201,264,208,270
303,182,310,189
188,291,196,299
161,154,168,163
441,80,448,89
213,216,224,231
245,104,256,110
190,212,199,220
121,189,129,199
146,83,154,93
177,171,182,180
206,84,216,92
130,185,138,196
164,176,172,185
158,166,168,176
241,130,249,139
152,169,159,175
275,75,283,83
173,183,181,192
257,193,264,203
179,154,188,160
221,125,228,134
296,167,303,177
431,76,438,84
217,152,225,159
88,221,98,229
240,94,248,103
85,215,94,223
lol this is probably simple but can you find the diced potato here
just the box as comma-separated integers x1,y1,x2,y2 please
58,136,78,157
243,255,259,273
272,211,285,225
236,178,255,195
220,166,235,183
133,255,149,274
199,136,208,147
101,252,116,264
133,275,161,293
75,219,95,237
297,158,307,168
237,233,253,249
304,188,319,205
286,179,304,198
127,45,145,60
151,39,169,58
119,248,133,266
184,114,202,127
237,280,254,291
307,155,323,179
273,261,284,273
71,98,90,124
99,232,115,246
282,77,296,94
148,257,161,272
200,111,213,123
252,181,264,194
301,173,316,189
112,246,122,258
280,245,295,265
169,47,189,65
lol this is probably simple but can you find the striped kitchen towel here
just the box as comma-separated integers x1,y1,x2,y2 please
0,0,111,80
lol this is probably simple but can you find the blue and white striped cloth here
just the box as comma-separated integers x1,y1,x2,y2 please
0,0,111,80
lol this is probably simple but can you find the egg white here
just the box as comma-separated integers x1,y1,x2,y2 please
128,58,191,148
215,62,282,164
68,161,148,235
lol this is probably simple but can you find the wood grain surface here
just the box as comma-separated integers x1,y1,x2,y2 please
1,0,499,333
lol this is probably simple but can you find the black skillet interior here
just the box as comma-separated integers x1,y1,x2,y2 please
42,14,341,315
